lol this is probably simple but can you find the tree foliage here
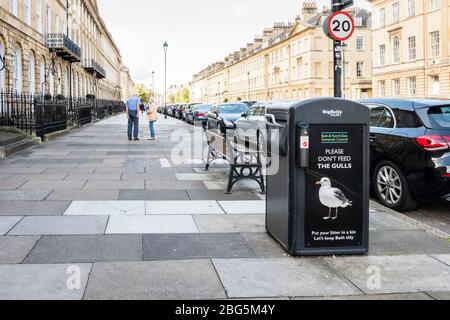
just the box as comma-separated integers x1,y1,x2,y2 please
134,84,153,104
168,87,190,103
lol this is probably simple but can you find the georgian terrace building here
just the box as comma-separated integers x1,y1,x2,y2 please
370,0,450,98
190,3,373,103
0,0,128,100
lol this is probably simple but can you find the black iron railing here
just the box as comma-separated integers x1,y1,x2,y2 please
0,91,125,139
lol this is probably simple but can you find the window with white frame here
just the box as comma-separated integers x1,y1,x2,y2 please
431,75,440,95
393,2,400,23
344,62,350,78
379,81,386,97
356,37,364,50
37,0,42,33
392,79,400,96
430,0,439,11
39,59,45,94
379,8,385,27
46,5,51,35
407,77,416,96
430,31,440,57
10,0,18,16
55,16,59,34
408,37,416,60
28,52,35,95
408,0,415,17
12,46,22,93
356,62,364,78
24,0,31,25
392,36,400,63
379,45,386,66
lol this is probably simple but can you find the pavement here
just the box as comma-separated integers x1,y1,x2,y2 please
0,113,449,300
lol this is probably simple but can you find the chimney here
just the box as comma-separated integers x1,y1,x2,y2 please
246,43,255,54
301,1,318,22
262,28,274,43
254,36,263,49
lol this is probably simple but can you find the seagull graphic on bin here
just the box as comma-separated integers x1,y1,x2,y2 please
316,177,352,220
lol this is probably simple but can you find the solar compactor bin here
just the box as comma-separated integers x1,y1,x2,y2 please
265,98,370,256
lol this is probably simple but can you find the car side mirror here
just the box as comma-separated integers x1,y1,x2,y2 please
242,112,247,117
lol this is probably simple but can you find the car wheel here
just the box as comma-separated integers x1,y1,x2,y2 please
373,160,418,212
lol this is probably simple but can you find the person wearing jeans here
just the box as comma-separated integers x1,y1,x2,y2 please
126,94,141,141
146,100,158,140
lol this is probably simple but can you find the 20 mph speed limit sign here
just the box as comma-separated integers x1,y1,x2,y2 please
327,11,355,41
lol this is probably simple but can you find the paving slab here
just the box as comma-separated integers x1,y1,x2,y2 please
0,236,40,263
0,263,91,300
187,190,261,201
24,235,142,264
213,258,360,298
106,215,199,234
0,179,26,190
0,216,22,235
119,190,190,201
84,180,145,190
241,233,289,258
146,201,224,215
175,173,224,181
65,173,122,181
47,190,120,201
143,233,256,261
19,180,86,190
145,180,206,190
94,167,145,174
9,216,108,236
64,201,145,216
193,214,265,233
324,254,450,294
0,190,52,201
0,201,70,216
218,201,266,215
297,293,433,300
122,172,178,181
432,254,450,266
84,260,226,300
369,230,450,256
426,292,450,300
369,212,421,231
5,173,68,181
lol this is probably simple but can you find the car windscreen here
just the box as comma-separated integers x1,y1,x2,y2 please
218,104,247,114
194,105,211,112
427,106,450,129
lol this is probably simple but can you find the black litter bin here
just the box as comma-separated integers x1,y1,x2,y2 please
265,98,370,256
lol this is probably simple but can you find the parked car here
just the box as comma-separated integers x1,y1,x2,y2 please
207,103,248,134
182,103,201,121
187,104,212,125
235,102,271,155
175,104,187,119
171,104,180,117
361,98,450,211
165,105,174,116
241,101,258,108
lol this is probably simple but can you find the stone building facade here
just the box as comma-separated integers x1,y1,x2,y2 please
0,0,130,100
120,65,134,102
370,0,450,98
190,3,373,103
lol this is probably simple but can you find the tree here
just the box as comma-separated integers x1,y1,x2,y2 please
134,84,153,104
237,97,242,101
223,98,229,103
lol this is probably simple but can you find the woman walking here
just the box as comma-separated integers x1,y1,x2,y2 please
146,99,158,140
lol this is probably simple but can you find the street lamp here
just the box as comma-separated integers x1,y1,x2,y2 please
163,41,168,119
152,71,155,98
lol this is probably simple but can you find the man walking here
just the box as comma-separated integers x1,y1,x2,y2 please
126,94,141,141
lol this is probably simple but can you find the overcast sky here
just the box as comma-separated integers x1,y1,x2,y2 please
97,0,371,93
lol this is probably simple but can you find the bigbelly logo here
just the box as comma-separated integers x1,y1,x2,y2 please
323,110,343,117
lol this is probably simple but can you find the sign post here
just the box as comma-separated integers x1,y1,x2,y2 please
326,0,355,98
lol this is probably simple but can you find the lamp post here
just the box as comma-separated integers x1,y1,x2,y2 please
152,71,155,98
163,42,168,119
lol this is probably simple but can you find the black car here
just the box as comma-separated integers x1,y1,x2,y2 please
171,104,180,117
175,104,187,119
207,103,248,134
361,98,450,211
187,104,212,125
182,103,200,121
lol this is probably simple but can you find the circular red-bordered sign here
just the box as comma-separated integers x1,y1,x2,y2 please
327,11,355,41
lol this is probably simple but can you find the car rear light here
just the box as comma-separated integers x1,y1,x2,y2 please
415,135,450,151
443,174,450,178
196,113,205,117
